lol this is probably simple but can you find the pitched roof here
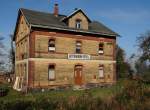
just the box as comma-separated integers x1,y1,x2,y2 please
15,8,118,38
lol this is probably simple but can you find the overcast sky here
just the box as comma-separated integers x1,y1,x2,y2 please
0,0,150,58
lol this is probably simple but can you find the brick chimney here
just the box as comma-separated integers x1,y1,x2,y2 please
54,3,58,17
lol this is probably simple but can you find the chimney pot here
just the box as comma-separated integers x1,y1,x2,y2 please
54,3,58,17
74,8,78,11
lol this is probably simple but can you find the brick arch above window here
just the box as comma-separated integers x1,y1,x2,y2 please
75,63,83,66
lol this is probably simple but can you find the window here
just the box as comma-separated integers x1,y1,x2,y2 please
106,42,113,55
99,65,104,78
21,20,23,24
76,19,81,29
76,41,82,53
48,65,55,80
99,43,104,54
48,39,55,52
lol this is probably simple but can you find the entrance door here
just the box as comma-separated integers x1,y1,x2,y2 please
74,65,82,85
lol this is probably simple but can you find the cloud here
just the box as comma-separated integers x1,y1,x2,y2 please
0,32,4,40
96,9,150,24
0,32,3,36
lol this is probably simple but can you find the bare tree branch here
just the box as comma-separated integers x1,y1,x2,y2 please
137,31,150,62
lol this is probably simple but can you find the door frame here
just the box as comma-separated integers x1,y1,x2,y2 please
74,64,83,85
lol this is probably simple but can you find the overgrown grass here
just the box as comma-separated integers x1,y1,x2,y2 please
0,79,150,110
0,82,122,101
0,79,135,101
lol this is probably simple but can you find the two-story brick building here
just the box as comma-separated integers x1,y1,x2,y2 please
13,4,118,91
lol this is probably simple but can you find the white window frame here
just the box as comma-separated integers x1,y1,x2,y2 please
76,19,81,29
48,65,55,80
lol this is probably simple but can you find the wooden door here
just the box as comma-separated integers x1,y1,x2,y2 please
74,66,82,85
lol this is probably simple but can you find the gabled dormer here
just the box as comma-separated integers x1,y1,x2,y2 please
61,9,91,30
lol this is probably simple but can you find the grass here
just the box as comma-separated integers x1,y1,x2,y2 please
0,79,150,110
0,80,124,102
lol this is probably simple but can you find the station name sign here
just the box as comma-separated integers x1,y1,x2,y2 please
68,54,91,60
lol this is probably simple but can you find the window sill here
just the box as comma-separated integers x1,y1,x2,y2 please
48,51,55,53
98,53,104,55
99,77,104,79
48,79,55,81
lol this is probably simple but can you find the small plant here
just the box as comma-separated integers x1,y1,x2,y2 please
0,87,9,97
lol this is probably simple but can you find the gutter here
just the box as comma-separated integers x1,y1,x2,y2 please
31,24,119,37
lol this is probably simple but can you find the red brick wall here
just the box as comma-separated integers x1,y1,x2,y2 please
30,30,116,59
29,32,35,58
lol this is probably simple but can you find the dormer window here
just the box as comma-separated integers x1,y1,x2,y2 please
48,39,55,52
76,19,81,29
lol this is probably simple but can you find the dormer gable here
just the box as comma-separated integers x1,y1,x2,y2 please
61,9,91,30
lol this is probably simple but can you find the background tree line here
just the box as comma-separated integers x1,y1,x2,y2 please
116,30,150,82
0,34,15,74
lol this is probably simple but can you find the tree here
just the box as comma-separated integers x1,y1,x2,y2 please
116,45,133,79
8,34,15,74
135,59,150,82
137,31,150,62
0,34,5,71
136,31,150,82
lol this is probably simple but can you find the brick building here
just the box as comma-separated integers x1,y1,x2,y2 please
13,4,118,91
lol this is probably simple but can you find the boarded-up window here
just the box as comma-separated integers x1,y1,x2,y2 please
48,65,55,80
99,65,104,78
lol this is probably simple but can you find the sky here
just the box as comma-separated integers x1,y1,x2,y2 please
0,0,150,58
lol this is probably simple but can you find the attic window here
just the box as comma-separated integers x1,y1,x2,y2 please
76,19,81,29
21,20,23,24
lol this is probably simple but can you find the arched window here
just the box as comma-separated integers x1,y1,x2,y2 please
76,41,82,53
99,43,104,54
48,39,55,52
76,19,82,29
48,65,55,80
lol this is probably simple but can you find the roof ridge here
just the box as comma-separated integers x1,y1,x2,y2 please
14,8,118,37
20,8,66,17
